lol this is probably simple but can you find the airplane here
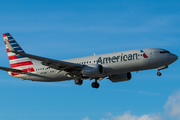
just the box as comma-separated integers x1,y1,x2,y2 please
0,33,178,88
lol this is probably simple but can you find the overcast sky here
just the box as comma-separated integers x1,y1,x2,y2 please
0,0,180,120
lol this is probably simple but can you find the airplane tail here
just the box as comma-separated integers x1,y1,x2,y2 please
3,33,35,76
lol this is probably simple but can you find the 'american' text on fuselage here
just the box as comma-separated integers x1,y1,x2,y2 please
97,53,139,64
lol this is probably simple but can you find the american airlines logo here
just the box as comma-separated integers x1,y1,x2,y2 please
97,50,148,64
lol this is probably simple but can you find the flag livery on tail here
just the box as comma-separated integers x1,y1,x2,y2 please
3,33,35,76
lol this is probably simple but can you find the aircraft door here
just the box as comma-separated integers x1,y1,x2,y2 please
148,51,155,68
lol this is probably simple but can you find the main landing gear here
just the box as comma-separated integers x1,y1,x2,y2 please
74,78,100,89
91,79,100,89
74,78,83,85
91,82,100,88
157,65,168,76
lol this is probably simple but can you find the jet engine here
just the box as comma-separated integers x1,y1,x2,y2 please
109,72,132,82
81,64,104,78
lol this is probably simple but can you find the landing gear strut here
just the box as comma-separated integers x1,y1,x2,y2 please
91,79,100,88
157,65,168,76
74,79,83,85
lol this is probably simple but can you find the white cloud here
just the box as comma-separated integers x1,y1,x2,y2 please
107,112,113,116
86,90,180,120
164,90,180,119
102,111,161,120
83,116,90,120
113,111,161,120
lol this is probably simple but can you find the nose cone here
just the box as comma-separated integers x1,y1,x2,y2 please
170,54,178,63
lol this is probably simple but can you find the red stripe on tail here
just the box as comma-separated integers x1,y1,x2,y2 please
4,40,9,46
11,67,35,76
10,61,33,68
6,48,10,53
8,55,18,60
3,33,6,37
11,72,20,76
22,68,35,72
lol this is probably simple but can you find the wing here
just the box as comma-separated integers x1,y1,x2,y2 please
5,38,83,72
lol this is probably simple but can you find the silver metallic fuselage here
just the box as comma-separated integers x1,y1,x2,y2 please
12,48,178,82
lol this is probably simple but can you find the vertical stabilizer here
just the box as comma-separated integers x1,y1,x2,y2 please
3,33,35,76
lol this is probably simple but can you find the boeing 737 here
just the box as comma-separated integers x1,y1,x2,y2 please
0,33,178,88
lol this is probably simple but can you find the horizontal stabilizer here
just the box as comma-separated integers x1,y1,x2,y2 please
0,66,23,73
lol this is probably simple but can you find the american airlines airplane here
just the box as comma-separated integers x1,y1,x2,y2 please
0,33,178,88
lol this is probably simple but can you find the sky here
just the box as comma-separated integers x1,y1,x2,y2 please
0,0,180,120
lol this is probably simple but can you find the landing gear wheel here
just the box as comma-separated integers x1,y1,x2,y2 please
78,80,83,85
74,79,83,85
91,82,100,88
157,72,162,76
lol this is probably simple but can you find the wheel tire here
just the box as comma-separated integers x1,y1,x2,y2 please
91,82,96,88
157,72,162,76
91,82,100,88
78,80,83,85
95,82,100,88
74,79,80,84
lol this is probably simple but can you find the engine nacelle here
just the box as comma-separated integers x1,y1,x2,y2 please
81,64,104,78
109,72,132,82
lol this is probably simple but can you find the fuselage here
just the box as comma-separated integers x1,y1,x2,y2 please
11,48,178,82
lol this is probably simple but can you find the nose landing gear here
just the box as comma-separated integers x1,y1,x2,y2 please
157,71,162,76
157,65,168,76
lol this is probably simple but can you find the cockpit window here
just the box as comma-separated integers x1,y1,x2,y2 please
160,51,170,54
